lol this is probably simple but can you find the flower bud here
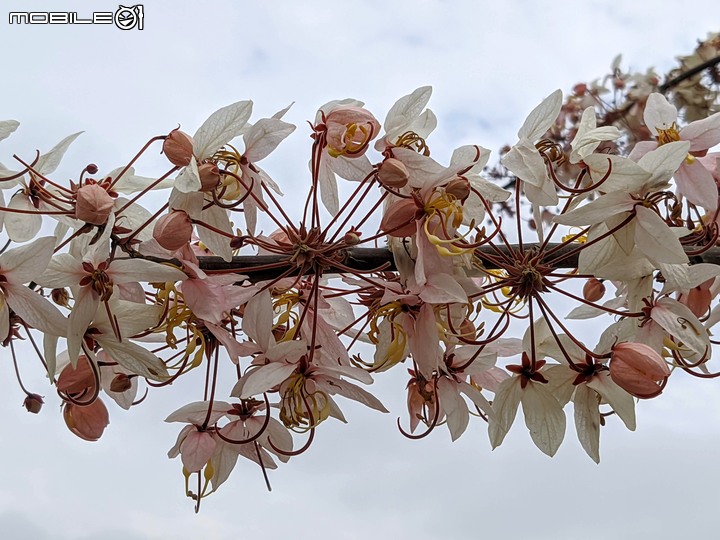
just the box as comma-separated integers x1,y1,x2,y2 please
153,210,193,252
378,158,409,189
573,83,587,96
23,393,44,414
198,162,220,192
445,178,471,202
380,199,421,237
57,355,95,396
583,278,605,302
75,183,115,225
610,342,670,398
51,287,71,308
63,399,110,442
110,373,133,393
85,163,99,175
679,279,713,318
163,129,195,167
344,230,361,245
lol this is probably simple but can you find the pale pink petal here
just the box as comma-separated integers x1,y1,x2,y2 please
165,400,232,424
180,430,217,473
437,378,469,441
674,160,718,211
239,362,298,399
680,112,720,151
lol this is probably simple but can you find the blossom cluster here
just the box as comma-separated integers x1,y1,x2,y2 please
2,57,720,508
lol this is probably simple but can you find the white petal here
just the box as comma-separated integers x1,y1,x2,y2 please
573,384,601,463
197,203,233,261
521,382,566,457
193,100,253,159
488,377,522,449
583,154,652,193
243,118,296,162
384,86,432,135
5,193,42,243
317,158,339,216
0,120,20,142
634,206,688,264
174,159,201,193
587,372,636,431
99,337,170,381
36,132,83,175
643,93,678,135
0,236,56,283
3,282,67,337
518,89,562,141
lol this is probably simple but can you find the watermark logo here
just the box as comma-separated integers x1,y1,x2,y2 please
8,5,144,30
114,5,144,30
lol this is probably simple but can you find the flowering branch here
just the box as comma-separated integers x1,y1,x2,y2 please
2,31,720,509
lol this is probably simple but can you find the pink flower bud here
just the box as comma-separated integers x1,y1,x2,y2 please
378,158,409,189
63,399,110,442
23,393,44,414
583,278,606,302
198,162,220,192
380,199,421,237
445,178,471,202
325,106,380,158
679,279,713,318
163,129,195,167
57,355,95,396
75,183,115,225
153,210,193,252
610,342,670,398
110,373,133,393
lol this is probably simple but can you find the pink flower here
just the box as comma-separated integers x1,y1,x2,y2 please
324,106,380,158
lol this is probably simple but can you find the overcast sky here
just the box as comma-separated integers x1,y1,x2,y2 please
1,1,719,539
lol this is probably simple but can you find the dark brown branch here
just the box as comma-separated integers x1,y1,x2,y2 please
129,244,720,282
659,54,720,93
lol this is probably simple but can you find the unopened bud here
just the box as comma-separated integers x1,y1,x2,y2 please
198,162,220,192
583,278,605,302
110,373,133,393
51,288,71,308
85,163,99,175
573,83,587,96
344,230,361,245
23,393,44,414
75,183,115,225
153,210,193,252
163,129,195,167
378,158,409,189
610,342,670,398
445,178,471,202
